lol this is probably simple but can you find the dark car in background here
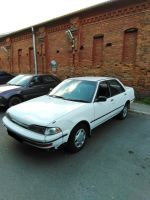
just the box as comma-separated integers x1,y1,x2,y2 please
0,74,61,108
0,71,14,84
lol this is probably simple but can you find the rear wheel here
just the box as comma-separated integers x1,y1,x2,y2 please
67,124,88,153
117,104,128,120
8,96,22,108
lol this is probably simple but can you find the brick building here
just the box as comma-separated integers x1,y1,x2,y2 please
0,0,150,97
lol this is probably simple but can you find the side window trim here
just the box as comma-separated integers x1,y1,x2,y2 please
106,81,111,99
94,81,111,101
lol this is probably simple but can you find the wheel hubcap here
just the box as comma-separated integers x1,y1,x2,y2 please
74,128,86,148
123,106,127,117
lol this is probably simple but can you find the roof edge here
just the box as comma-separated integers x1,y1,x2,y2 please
0,0,146,39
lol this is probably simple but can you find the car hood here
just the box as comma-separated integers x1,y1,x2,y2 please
0,85,21,94
7,95,85,127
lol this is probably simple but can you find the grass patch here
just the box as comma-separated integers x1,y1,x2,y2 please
136,97,150,105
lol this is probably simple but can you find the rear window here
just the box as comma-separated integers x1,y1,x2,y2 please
42,76,56,84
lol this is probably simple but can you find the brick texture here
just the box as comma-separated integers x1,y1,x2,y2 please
0,0,150,97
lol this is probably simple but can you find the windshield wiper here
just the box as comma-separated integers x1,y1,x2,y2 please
7,83,20,86
49,95,89,102
49,95,65,99
65,98,89,103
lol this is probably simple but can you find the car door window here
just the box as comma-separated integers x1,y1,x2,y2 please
42,75,56,84
95,81,110,100
93,81,112,128
31,76,43,86
109,80,125,97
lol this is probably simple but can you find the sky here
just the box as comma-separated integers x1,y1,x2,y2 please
0,0,108,35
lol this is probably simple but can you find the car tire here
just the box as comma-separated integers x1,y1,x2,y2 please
8,96,22,108
67,124,88,153
117,104,128,120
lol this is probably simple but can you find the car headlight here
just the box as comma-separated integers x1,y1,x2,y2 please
45,127,62,136
29,125,46,134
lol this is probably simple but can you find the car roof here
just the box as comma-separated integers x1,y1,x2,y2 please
15,74,61,81
15,74,56,78
17,74,47,76
17,74,57,76
69,76,116,82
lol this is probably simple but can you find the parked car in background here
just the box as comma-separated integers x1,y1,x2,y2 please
0,71,14,84
3,77,135,152
0,74,60,108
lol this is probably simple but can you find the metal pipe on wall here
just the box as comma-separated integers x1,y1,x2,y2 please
31,27,38,74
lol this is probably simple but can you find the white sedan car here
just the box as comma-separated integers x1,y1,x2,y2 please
3,77,135,152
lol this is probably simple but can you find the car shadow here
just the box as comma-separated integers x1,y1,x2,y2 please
3,113,134,167
10,140,73,162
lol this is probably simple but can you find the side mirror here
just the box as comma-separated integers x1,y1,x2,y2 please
95,96,107,102
49,88,53,92
29,82,34,87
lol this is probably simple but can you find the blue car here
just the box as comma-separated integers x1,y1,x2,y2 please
0,74,60,108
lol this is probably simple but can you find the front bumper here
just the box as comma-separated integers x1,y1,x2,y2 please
3,116,66,149
8,130,55,149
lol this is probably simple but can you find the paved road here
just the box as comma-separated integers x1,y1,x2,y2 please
0,110,150,200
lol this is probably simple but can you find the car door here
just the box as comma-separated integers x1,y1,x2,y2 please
92,81,113,128
108,79,126,116
41,75,59,94
21,76,45,100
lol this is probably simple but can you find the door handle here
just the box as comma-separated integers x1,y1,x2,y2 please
111,99,114,102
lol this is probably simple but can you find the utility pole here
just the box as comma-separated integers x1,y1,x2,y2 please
31,27,38,74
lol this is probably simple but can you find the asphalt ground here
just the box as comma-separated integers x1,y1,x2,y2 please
0,110,150,200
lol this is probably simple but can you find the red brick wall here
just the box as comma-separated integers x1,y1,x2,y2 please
0,0,150,97
11,34,33,73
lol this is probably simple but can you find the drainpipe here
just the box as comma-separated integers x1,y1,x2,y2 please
31,27,38,74
65,29,75,75
72,38,75,72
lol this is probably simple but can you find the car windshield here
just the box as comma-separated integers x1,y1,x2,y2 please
49,79,97,103
7,75,32,86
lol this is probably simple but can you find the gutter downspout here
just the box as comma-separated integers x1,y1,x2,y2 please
31,27,38,74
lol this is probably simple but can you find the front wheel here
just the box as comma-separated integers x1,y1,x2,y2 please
8,96,22,108
117,104,128,120
67,124,88,153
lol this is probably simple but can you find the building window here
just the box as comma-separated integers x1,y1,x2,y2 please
92,34,104,65
29,47,34,72
18,49,22,72
123,28,138,64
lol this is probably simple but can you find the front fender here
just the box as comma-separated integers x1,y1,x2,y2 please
47,103,94,142
2,90,22,100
